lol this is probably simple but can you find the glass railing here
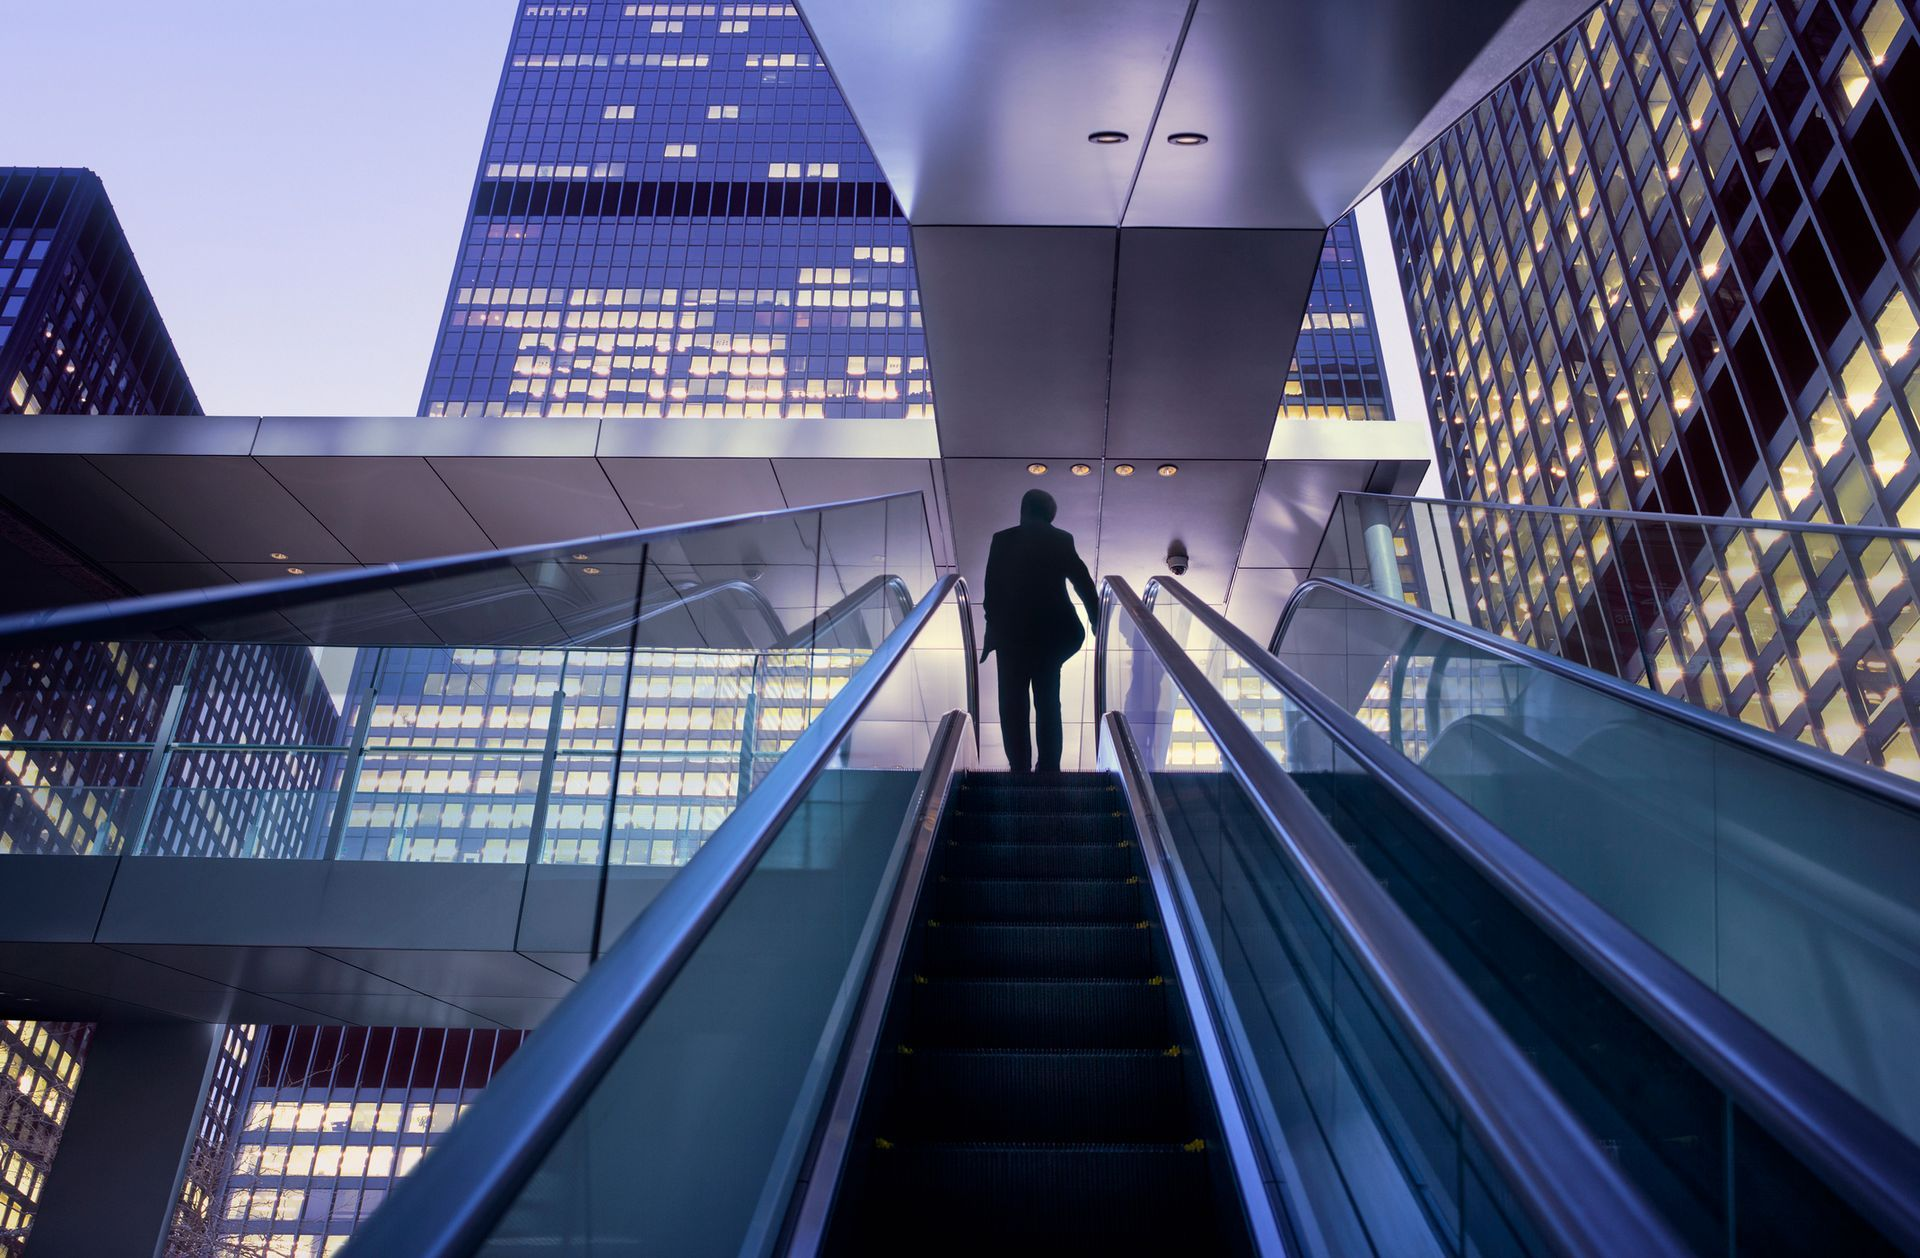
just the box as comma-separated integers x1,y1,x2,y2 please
1157,576,1920,1252
1100,578,1685,1257
1305,492,1920,781
0,493,947,868
341,577,975,1258
1272,575,1920,1148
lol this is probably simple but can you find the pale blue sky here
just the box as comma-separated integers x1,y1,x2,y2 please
3,0,514,415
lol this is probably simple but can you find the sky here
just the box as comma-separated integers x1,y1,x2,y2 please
2,0,514,416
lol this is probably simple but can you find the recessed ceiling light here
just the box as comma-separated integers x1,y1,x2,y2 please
1070,463,1092,476
581,566,602,575
1114,463,1136,477
1166,132,1209,146
268,552,288,561
286,566,305,575
1027,462,1048,475
1158,463,1179,477
1087,130,1129,145
572,552,590,561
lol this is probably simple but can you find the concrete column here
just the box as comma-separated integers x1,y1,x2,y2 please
29,1020,221,1258
1357,496,1405,602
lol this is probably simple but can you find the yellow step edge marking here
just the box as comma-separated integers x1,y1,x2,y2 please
875,1137,895,1150
1183,1138,1207,1153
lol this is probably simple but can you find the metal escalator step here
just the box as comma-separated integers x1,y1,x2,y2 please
957,781,1121,810
909,978,1172,1049
945,810,1128,844
848,1142,1219,1256
890,1048,1191,1143
943,840,1135,879
931,876,1143,923
921,921,1154,978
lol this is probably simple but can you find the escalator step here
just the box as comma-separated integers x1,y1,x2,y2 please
890,1049,1191,1142
854,1143,1217,1256
957,782,1120,810
910,978,1172,1049
922,921,1154,978
944,841,1135,879
946,810,1128,844
932,877,1143,923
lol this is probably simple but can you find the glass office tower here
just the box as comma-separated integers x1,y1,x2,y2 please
1276,213,1396,423
419,0,930,420
0,169,199,418
1381,0,1920,770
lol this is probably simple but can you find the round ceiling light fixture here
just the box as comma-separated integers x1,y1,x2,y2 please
1114,463,1136,477
286,566,305,575
268,551,288,561
1157,463,1179,477
1027,462,1049,475
581,566,603,575
1087,130,1129,145
1070,463,1092,476
1166,131,1209,146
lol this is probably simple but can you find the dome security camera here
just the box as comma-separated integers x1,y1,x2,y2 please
1166,542,1190,576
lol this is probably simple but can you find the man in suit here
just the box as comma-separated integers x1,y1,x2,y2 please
981,489,1101,773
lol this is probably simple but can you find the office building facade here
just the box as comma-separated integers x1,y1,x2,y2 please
419,0,931,420
1382,0,1920,771
1277,213,1396,424
0,169,198,419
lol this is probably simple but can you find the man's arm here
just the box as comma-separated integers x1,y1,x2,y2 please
1064,536,1099,631
980,533,1004,659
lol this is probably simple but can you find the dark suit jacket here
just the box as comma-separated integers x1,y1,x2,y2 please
981,522,1100,664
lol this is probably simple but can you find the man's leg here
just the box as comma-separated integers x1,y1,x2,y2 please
1033,661,1064,773
997,653,1033,772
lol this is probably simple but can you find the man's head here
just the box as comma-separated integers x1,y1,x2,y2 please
1019,488,1057,526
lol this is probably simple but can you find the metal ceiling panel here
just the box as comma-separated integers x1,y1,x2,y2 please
796,0,1187,225
1107,227,1324,458
913,225,1116,458
1126,0,1594,227
88,455,355,565
0,455,202,563
429,456,635,549
258,455,496,562
773,456,951,568
1095,458,1261,603
599,457,786,528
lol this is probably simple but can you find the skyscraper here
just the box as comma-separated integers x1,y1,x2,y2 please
418,0,931,420
1381,0,1920,771
1276,213,1396,425
0,168,203,1255
0,169,198,419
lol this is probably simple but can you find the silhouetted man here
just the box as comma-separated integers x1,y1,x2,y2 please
981,489,1100,773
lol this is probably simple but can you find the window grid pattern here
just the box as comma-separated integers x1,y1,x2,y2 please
203,1027,527,1257
1277,214,1396,422
0,1021,88,1256
1383,0,1920,770
0,169,200,417
420,0,932,420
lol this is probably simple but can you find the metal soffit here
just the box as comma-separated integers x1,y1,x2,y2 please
793,0,1578,585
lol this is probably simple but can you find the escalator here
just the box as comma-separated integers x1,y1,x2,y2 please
821,772,1252,1254
341,556,1920,1257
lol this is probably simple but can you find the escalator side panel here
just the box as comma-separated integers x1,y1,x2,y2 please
1293,766,1898,1256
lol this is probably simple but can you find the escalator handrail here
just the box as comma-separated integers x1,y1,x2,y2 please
1333,489,1920,542
341,575,975,1258
776,571,981,749
1160,576,1920,1248
1098,576,1687,1258
1271,575,1920,816
774,573,915,649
